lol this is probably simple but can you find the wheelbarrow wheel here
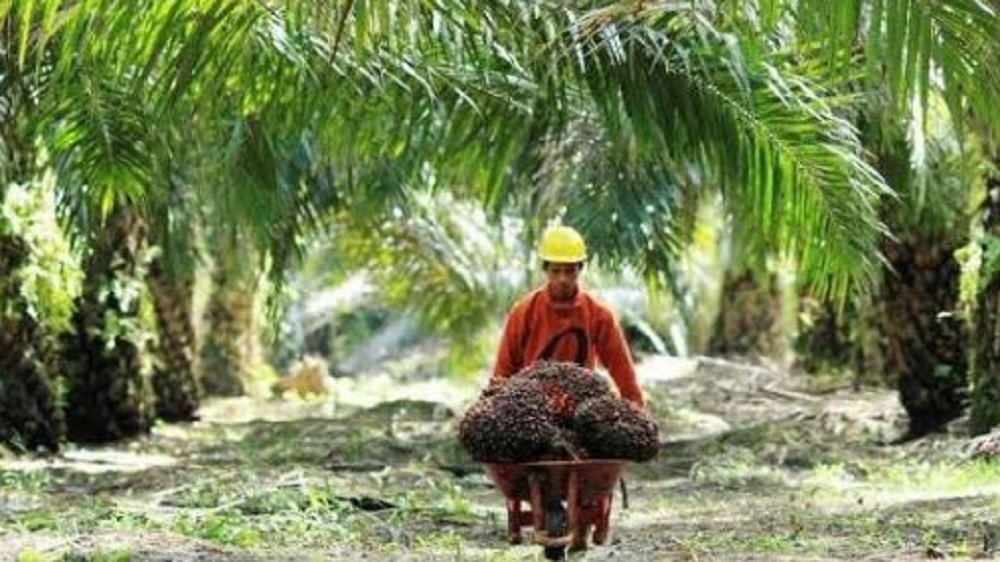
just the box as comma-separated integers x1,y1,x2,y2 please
544,545,567,560
543,503,567,560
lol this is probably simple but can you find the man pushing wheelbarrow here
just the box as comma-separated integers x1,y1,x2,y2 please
457,226,659,560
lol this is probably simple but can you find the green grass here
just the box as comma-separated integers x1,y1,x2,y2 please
803,457,1000,503
15,549,134,562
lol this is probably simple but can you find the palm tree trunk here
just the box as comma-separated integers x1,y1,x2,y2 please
971,174,1000,435
855,112,970,438
793,293,886,388
62,205,155,443
147,256,201,421
793,296,860,373
0,101,64,451
971,275,1000,434
708,269,784,359
879,236,968,438
199,252,255,397
0,231,65,452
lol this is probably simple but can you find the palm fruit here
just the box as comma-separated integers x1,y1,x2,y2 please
458,379,565,462
459,362,658,463
573,397,660,462
513,361,612,423
552,427,588,460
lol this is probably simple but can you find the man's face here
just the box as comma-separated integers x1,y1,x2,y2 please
544,262,582,302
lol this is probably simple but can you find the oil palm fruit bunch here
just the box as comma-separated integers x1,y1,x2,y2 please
512,361,612,423
459,362,659,462
573,397,660,461
458,378,567,462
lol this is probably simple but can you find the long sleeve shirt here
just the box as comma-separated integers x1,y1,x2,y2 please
491,286,645,407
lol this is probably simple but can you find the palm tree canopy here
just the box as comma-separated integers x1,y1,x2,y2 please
4,0,942,305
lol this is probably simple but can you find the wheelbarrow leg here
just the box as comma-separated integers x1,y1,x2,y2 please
566,470,589,552
591,493,613,545
569,525,590,552
506,499,523,545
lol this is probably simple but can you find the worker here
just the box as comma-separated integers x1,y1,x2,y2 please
490,225,645,408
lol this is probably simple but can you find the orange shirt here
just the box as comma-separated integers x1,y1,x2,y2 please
491,286,645,407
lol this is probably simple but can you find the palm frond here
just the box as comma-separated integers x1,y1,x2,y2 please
870,96,988,238
792,0,1000,135
521,117,692,290
569,6,890,299
146,171,199,284
19,0,910,305
44,75,157,239
326,190,526,341
220,119,342,278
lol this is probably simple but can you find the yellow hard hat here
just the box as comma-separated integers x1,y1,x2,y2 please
537,226,587,263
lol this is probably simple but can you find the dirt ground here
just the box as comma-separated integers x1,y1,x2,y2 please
2,356,998,561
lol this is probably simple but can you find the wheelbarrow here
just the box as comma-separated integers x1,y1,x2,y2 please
484,459,628,560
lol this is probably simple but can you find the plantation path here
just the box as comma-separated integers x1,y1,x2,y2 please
2,356,998,561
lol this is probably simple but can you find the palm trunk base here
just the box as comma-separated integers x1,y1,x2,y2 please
971,267,1000,434
0,232,64,452
709,270,783,358
793,297,861,374
199,341,247,396
62,315,155,443
148,259,201,421
881,238,967,438
62,208,155,444
152,366,201,422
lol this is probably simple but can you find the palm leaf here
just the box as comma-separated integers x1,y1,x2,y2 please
791,0,1000,135
44,75,157,237
326,190,526,341
22,0,899,305
564,6,890,299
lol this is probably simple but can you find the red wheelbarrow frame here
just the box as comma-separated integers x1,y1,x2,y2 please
484,459,627,551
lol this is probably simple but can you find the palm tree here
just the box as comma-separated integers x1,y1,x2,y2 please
970,164,1000,434
870,116,978,436
0,0,285,441
512,5,890,365
146,177,201,421
8,0,947,446
786,0,1000,435
60,204,157,442
619,0,1000,434
292,2,893,367
245,0,901,371
0,8,66,451
147,253,201,420
198,231,257,397
6,0,553,442
0,231,65,452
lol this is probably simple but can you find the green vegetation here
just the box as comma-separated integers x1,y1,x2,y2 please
3,0,1000,559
